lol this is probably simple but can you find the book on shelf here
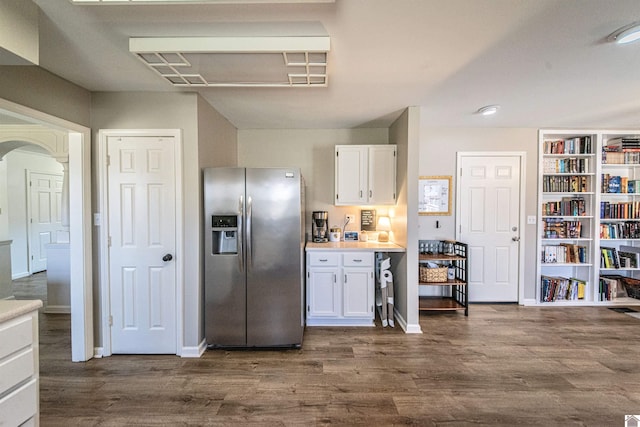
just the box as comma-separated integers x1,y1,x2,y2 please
600,221,640,239
600,201,640,219
540,275,586,302
542,218,582,239
542,197,586,216
543,175,588,193
543,157,589,174
618,245,640,268
601,174,640,194
598,275,630,301
544,136,592,155
542,243,587,264
600,246,621,269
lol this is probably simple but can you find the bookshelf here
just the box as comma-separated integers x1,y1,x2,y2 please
597,131,640,303
537,130,640,306
537,132,595,304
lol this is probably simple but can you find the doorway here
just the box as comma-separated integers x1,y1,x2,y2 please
456,152,525,302
0,98,93,362
98,129,183,356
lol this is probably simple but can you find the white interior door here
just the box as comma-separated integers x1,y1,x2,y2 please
457,154,522,302
107,135,177,354
28,171,64,273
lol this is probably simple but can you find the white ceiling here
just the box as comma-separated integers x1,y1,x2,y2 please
21,0,640,129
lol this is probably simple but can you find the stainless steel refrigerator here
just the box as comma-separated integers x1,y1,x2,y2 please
204,167,305,348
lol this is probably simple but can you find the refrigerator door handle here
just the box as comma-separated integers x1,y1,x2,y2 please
238,195,244,272
247,196,253,269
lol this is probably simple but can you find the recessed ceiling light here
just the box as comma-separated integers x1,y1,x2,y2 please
476,105,500,116
608,22,640,44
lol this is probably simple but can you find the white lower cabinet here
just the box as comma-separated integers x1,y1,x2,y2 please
306,251,374,326
0,301,41,427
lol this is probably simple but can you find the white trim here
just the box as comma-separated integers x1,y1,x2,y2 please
521,298,538,306
455,151,527,304
393,309,423,334
181,339,207,358
98,129,184,357
93,347,104,358
44,305,71,314
11,272,30,280
0,97,93,363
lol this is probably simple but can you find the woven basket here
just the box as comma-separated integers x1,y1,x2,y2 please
621,277,640,299
419,266,448,282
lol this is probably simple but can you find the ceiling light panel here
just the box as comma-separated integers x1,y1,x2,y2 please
72,1,334,4
130,36,330,87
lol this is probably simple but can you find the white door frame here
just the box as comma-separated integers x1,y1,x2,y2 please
455,151,527,303
98,129,184,357
0,98,93,362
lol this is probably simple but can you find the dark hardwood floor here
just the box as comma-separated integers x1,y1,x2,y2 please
12,274,640,426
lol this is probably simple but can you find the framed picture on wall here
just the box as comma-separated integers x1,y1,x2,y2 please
418,176,452,215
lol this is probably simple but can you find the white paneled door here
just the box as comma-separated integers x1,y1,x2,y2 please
107,136,177,354
29,172,64,273
458,154,522,302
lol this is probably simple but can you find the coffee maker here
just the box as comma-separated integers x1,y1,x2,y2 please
312,211,329,242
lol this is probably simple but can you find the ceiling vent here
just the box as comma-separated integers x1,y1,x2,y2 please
129,36,330,87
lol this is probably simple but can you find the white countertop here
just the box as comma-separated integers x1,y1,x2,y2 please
0,300,43,323
306,241,405,252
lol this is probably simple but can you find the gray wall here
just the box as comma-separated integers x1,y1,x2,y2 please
197,94,238,340
0,66,90,127
418,125,539,301
238,128,390,238
91,91,200,349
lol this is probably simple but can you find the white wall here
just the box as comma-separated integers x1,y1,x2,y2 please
238,128,390,238
5,149,63,278
418,124,538,300
0,158,7,239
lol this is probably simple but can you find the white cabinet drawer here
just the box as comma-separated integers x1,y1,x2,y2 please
342,252,373,267
308,252,339,266
0,316,32,360
0,378,37,427
0,348,34,396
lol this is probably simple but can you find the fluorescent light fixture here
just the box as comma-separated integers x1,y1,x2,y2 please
72,1,334,3
476,105,500,116
608,22,640,44
129,36,330,87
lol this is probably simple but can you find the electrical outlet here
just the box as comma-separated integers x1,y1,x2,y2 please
345,214,355,225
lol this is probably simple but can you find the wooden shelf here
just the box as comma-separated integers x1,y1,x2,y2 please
419,297,466,311
419,279,466,286
418,240,468,316
419,253,463,262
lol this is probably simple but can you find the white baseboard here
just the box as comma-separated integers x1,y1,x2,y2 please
181,338,206,358
393,309,423,334
521,298,538,306
44,305,71,314
93,347,104,358
11,272,30,280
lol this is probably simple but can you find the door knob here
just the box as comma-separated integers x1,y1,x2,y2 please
162,254,173,262
512,237,520,242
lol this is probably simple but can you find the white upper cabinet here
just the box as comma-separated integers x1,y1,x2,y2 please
335,144,397,206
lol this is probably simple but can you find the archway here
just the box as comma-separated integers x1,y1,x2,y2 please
0,99,92,362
